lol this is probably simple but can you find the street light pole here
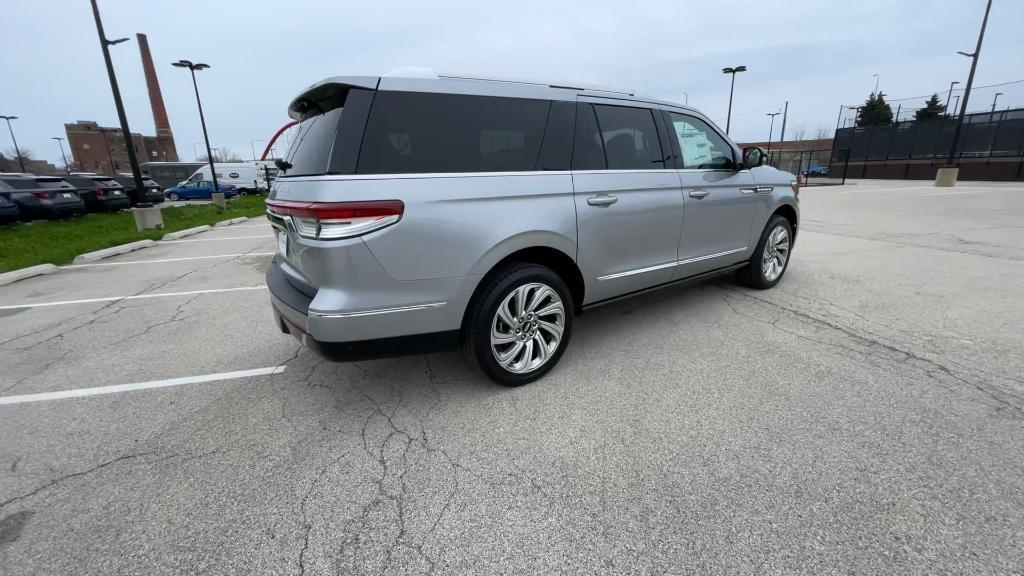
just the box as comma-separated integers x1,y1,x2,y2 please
721,66,747,135
89,0,145,203
872,73,879,95
173,60,219,193
946,0,993,166
765,112,780,165
991,92,1003,114
0,116,25,172
52,137,70,173
944,81,960,115
250,139,265,161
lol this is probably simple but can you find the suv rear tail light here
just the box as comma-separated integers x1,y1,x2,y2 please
32,191,49,199
266,199,404,240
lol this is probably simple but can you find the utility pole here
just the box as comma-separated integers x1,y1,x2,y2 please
777,101,789,168
90,0,146,203
990,92,1003,113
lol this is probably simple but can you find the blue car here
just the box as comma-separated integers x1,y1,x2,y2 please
164,180,239,201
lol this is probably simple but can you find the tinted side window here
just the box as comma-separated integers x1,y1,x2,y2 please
593,104,665,170
357,92,550,174
572,103,605,170
669,113,736,170
284,105,344,176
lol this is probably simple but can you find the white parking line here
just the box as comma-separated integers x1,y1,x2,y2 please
0,366,287,406
159,235,274,243
912,189,995,197
61,253,275,268
0,285,267,311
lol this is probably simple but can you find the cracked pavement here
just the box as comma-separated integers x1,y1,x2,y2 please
1,180,1023,574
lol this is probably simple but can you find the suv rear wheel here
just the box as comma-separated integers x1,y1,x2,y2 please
464,264,573,386
737,215,793,289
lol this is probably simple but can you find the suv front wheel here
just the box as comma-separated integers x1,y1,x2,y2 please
737,215,793,289
464,264,573,386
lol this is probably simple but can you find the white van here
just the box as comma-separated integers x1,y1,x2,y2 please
183,161,277,193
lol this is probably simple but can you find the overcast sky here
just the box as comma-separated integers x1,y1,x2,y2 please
4,0,1023,167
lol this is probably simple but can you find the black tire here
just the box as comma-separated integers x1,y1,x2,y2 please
463,263,574,386
167,192,180,201
736,215,793,289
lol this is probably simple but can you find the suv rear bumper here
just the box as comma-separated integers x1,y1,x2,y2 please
267,258,470,361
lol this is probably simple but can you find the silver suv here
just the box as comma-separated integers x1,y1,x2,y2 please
267,69,798,385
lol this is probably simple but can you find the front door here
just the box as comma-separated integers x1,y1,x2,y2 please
666,111,756,277
573,101,684,303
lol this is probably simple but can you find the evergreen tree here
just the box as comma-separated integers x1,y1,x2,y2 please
856,92,894,127
914,93,945,121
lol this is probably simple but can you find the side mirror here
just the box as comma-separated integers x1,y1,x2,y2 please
742,147,767,168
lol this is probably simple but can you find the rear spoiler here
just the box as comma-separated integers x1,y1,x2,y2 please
287,76,379,121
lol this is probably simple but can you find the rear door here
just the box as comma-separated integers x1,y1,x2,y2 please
573,100,683,303
664,111,756,277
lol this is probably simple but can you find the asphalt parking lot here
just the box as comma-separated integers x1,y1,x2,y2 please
1,179,1022,575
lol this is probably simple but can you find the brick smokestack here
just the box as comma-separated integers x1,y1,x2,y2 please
136,33,177,156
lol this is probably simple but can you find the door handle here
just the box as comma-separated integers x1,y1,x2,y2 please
688,189,710,199
587,195,618,207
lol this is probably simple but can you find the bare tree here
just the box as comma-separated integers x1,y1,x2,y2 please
814,126,832,140
792,124,807,141
198,148,245,163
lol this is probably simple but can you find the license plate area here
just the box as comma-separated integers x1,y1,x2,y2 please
277,231,288,258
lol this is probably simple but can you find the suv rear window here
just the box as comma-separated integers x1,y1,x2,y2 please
357,92,551,174
34,178,75,190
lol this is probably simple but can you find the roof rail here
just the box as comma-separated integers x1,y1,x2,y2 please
435,71,635,97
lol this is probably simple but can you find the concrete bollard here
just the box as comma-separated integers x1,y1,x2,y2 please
132,205,164,231
935,166,959,187
211,192,227,209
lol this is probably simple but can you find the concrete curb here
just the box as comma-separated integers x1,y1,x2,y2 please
213,216,249,228
72,240,155,264
0,264,59,287
162,225,211,241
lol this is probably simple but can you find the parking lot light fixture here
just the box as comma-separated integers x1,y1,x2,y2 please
52,137,70,173
721,65,747,135
173,60,219,194
89,0,146,202
765,112,781,165
945,81,960,115
991,92,1003,114
0,115,25,172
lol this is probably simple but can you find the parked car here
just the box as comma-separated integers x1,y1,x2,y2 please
61,174,131,213
0,182,20,224
803,164,828,177
112,175,165,206
266,70,799,385
164,180,238,201
0,174,84,220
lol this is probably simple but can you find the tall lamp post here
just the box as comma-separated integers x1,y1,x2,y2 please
250,139,266,161
52,137,70,173
944,81,960,115
941,0,993,182
765,112,781,165
0,116,25,172
173,60,219,193
89,0,145,203
872,73,880,95
990,92,1003,114
721,66,747,135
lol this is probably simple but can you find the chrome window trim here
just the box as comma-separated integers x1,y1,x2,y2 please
309,301,448,319
597,247,748,282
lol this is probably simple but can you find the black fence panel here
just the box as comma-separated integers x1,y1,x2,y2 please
831,107,1024,180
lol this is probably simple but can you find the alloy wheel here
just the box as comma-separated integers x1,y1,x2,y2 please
761,225,790,282
490,282,565,374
